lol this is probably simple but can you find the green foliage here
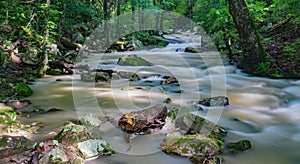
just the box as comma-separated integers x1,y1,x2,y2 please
0,106,19,133
13,83,33,98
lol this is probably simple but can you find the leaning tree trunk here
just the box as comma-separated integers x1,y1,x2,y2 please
228,0,266,73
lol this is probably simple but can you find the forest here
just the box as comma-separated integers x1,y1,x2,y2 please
0,0,299,163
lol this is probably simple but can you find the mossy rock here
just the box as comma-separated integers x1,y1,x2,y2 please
190,155,222,164
47,70,63,75
55,122,90,146
226,140,252,154
0,135,36,159
117,55,153,66
166,106,226,138
158,40,169,47
13,83,33,97
163,98,172,104
81,71,112,82
77,139,115,159
198,96,229,107
181,112,227,138
160,134,223,157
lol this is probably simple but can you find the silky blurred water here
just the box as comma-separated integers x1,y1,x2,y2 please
26,33,300,164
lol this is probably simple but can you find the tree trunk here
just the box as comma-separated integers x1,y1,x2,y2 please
227,0,265,73
103,0,110,46
131,0,136,22
116,0,121,16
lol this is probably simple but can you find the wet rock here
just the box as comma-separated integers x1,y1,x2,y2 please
226,140,252,154
56,122,90,145
184,47,198,53
166,106,226,138
81,71,112,82
37,114,114,163
161,76,178,84
0,135,36,159
77,139,114,159
55,114,103,145
80,113,102,127
6,100,31,110
117,54,153,66
190,155,222,164
198,96,229,107
121,86,147,91
48,148,68,162
37,140,84,164
160,134,223,158
163,97,172,104
167,106,199,121
46,108,64,113
130,73,141,81
118,104,168,134
179,112,227,138
48,60,74,75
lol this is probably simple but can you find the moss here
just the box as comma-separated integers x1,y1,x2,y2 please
158,40,169,47
13,83,33,97
117,55,153,66
227,139,252,154
47,70,62,75
163,97,172,104
161,134,224,157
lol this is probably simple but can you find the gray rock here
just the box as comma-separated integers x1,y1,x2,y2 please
198,96,229,107
80,113,102,127
117,55,153,66
78,139,114,159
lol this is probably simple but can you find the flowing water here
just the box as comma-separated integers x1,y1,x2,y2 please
25,33,300,164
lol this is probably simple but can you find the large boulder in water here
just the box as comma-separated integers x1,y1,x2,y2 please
117,54,153,66
118,104,168,134
160,134,223,163
167,106,227,138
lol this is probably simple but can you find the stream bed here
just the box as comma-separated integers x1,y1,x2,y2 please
25,33,300,164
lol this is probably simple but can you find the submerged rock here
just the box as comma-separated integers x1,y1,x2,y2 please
160,134,223,158
226,140,252,154
161,76,178,85
117,54,153,66
198,96,229,107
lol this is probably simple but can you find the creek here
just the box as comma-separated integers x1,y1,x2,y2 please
25,33,300,164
